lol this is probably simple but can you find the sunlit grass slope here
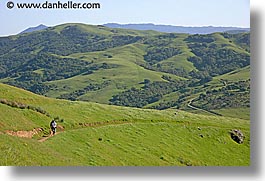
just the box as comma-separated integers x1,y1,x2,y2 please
0,83,250,166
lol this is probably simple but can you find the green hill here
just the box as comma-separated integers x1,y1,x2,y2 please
0,23,250,119
0,83,249,166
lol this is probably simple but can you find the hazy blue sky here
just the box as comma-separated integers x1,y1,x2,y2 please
0,0,249,36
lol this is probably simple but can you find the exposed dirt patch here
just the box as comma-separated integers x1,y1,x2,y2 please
5,128,43,138
4,125,65,142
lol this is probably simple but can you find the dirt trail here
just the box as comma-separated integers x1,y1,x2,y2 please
77,120,132,128
4,128,61,142
38,125,65,142
187,100,222,116
4,121,132,142
4,125,64,141
38,131,62,142
5,128,43,138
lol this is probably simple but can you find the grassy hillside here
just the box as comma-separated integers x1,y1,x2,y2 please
0,23,250,119
44,43,184,103
0,83,250,166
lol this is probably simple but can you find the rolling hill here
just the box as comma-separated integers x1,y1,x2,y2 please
0,23,251,165
0,23,250,119
0,83,250,166
0,24,250,117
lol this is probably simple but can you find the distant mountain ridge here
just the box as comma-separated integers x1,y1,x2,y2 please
19,23,250,35
103,23,250,34
19,24,48,34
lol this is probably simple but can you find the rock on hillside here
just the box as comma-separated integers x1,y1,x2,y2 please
230,129,244,144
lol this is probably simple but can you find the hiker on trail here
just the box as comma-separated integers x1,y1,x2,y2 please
50,119,57,135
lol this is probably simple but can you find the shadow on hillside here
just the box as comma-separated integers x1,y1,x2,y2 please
7,10,262,180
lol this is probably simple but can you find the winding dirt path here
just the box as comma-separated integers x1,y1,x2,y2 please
38,131,62,142
37,125,65,142
187,99,222,116
5,128,43,138
4,125,65,142
4,120,131,142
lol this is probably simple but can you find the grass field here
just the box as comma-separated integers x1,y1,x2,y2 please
0,83,250,166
